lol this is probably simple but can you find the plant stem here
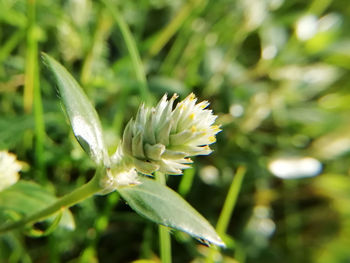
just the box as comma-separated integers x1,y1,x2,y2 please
148,0,204,57
155,172,172,263
24,0,35,113
25,0,46,182
102,0,152,105
0,29,25,63
178,168,195,197
206,166,246,263
283,180,302,262
0,171,104,234
81,8,112,85
216,166,246,235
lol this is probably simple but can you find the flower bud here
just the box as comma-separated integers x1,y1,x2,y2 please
112,93,221,175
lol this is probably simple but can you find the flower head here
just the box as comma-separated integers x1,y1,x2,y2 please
112,93,221,175
0,151,22,191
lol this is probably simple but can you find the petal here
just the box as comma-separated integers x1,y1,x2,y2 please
156,118,173,146
132,130,145,159
170,145,213,156
144,143,166,161
162,149,187,160
154,94,168,126
122,119,134,156
157,159,192,175
144,109,157,145
170,129,207,146
159,93,177,125
133,158,159,175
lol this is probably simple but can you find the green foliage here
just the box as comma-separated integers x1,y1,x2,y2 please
1,0,350,262
41,54,223,247
42,53,109,166
0,181,75,231
118,176,224,247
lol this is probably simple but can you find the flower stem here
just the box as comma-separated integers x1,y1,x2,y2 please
156,172,172,263
0,170,104,234
26,0,46,182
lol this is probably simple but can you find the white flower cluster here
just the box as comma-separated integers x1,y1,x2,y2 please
0,151,22,192
111,93,221,176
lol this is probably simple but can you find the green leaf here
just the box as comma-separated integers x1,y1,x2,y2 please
0,181,75,230
42,53,109,166
25,212,63,237
117,177,225,247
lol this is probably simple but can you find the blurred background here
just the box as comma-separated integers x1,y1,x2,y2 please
1,0,350,262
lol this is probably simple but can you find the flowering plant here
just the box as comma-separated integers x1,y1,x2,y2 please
106,93,221,188
0,54,224,248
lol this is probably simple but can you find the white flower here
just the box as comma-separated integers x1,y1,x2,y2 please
111,93,221,175
0,151,22,191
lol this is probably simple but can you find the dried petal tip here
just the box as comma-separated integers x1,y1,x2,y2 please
113,93,221,175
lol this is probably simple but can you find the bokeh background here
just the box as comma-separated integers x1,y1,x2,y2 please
1,0,350,262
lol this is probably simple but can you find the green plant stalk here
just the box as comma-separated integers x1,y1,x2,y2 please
178,168,195,197
148,0,203,57
156,172,172,263
0,169,104,234
283,180,303,262
175,33,204,85
216,166,246,235
101,0,151,105
206,166,246,263
203,29,247,96
0,29,25,63
25,0,46,181
24,0,35,113
112,83,130,137
33,60,45,181
81,9,112,85
140,223,153,259
160,24,191,75
234,241,247,263
308,0,332,15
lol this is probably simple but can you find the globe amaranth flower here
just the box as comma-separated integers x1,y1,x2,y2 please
0,151,22,192
111,93,221,176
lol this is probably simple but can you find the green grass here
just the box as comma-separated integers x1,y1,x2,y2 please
1,0,350,262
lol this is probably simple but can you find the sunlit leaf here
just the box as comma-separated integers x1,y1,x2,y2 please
42,53,109,166
117,177,225,247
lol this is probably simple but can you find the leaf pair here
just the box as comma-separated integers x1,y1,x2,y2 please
42,53,224,247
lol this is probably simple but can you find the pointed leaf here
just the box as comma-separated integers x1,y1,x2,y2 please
0,181,75,230
117,177,225,246
42,53,108,165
